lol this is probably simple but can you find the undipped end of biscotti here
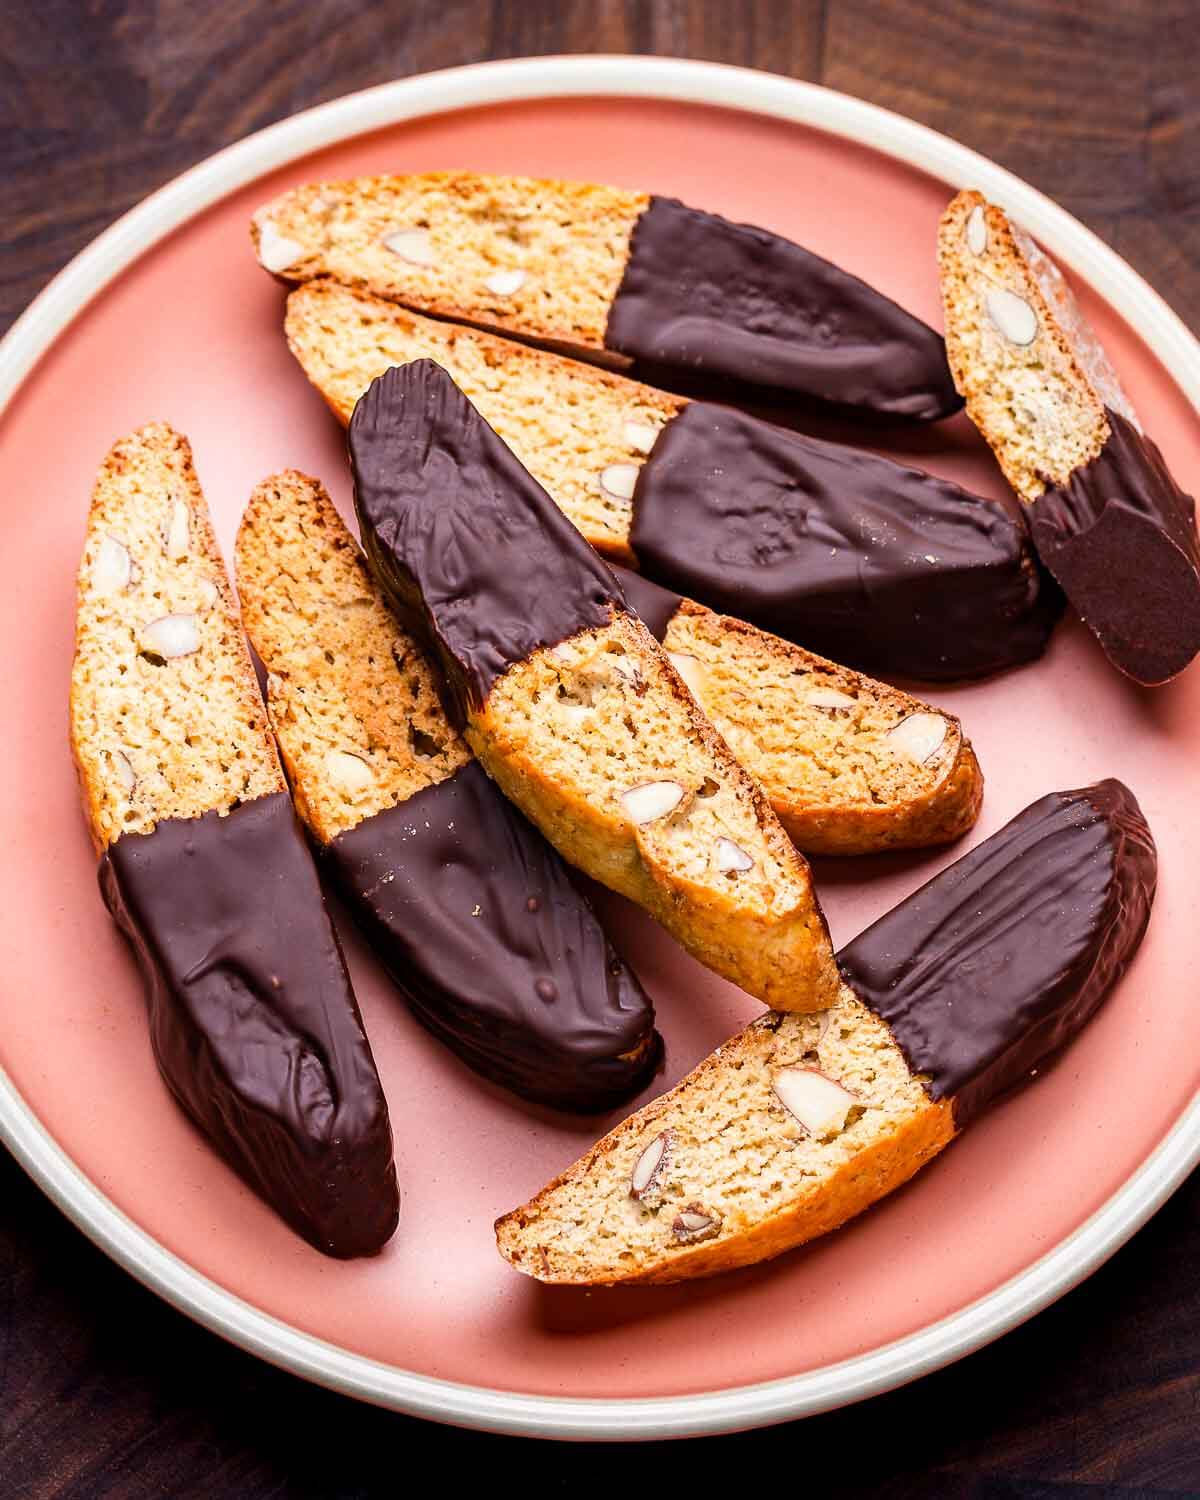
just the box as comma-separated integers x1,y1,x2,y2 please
495,989,956,1285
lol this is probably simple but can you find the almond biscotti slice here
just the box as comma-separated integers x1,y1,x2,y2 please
616,567,983,856
496,780,1155,1285
253,169,961,420
285,279,1057,682
69,423,398,1258
351,361,839,1013
938,189,1200,684
235,470,662,1113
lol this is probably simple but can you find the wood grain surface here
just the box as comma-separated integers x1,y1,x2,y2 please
3,1,1199,1493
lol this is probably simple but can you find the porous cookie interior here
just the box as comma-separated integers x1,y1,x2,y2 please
479,611,801,919
235,472,469,844
70,423,280,850
256,171,648,347
497,986,935,1283
663,604,962,818
285,279,679,560
938,190,1109,499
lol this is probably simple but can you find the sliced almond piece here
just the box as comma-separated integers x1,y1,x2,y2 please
965,204,988,256
886,712,948,764
257,220,305,274
140,613,200,660
772,1066,856,1137
560,702,593,729
609,654,642,688
672,1203,720,1244
381,227,435,267
110,749,136,793
484,268,527,297
630,1129,673,1200
196,577,220,612
666,651,708,701
985,284,1039,346
164,499,190,560
804,686,857,710
621,780,684,825
326,749,374,793
94,535,132,594
623,421,659,455
599,463,639,502
714,836,754,873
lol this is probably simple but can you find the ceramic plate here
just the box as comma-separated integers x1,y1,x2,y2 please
1,57,1198,1440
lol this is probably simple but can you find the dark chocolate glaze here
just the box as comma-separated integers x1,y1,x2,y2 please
1029,409,1200,685
99,793,399,1258
629,401,1061,682
605,196,963,423
325,761,663,1113
607,564,681,643
839,780,1156,1127
350,360,623,713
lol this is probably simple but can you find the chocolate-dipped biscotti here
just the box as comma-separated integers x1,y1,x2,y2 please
235,471,662,1112
351,361,840,1012
285,279,1058,681
69,424,399,1258
252,170,961,420
496,780,1155,1285
939,189,1200,685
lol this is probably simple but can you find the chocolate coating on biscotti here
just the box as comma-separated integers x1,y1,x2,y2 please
608,564,681,643
99,792,399,1258
350,360,622,711
605,196,962,422
1028,409,1200,684
630,401,1061,681
839,780,1156,1126
326,762,662,1113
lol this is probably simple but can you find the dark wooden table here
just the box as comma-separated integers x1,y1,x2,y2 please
3,3,1199,1493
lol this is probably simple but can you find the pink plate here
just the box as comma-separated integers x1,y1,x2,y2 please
1,59,1198,1440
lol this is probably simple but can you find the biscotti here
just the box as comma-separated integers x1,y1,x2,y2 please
252,170,961,420
69,423,398,1257
615,567,983,856
351,361,840,1012
235,470,662,1112
284,279,1058,681
939,189,1200,685
495,780,1155,1285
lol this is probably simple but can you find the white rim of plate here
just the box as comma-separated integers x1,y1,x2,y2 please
1,55,1198,1442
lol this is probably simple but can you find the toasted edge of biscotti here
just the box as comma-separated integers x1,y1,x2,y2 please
69,422,282,850
495,984,956,1285
284,277,682,564
235,470,470,844
937,189,1139,500
253,170,649,350
468,607,840,1012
